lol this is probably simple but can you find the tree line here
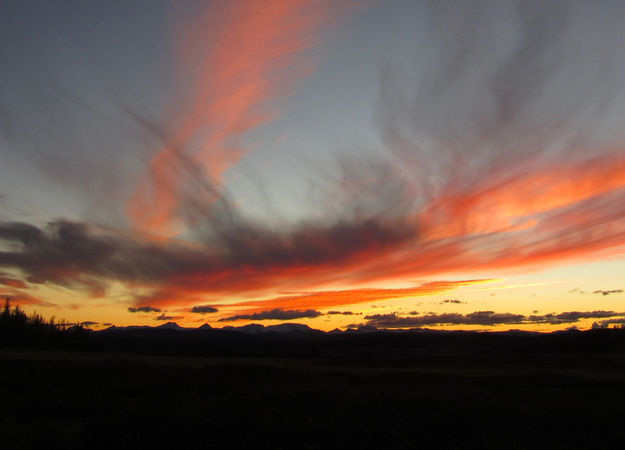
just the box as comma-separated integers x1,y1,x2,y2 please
0,298,89,349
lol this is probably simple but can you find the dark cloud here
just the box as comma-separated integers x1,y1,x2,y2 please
441,299,464,304
0,220,216,294
327,310,355,315
592,318,625,329
361,310,625,328
127,306,161,313
80,321,98,327
0,213,414,301
592,289,623,296
364,311,525,328
190,305,218,314
527,311,623,324
219,308,322,322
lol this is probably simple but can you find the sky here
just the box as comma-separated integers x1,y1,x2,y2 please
2,0,625,332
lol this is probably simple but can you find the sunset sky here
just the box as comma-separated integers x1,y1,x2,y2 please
2,0,625,332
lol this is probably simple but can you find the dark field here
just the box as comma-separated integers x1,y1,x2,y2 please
2,346,625,449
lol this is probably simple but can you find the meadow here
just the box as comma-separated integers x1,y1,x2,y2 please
2,346,625,449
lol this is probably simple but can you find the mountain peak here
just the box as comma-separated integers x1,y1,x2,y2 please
157,322,182,330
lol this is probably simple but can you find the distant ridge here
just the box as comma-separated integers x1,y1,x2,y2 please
97,322,324,335
70,324,625,359
95,323,553,336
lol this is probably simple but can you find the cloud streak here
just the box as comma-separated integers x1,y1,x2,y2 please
0,272,27,289
0,287,55,308
219,280,490,312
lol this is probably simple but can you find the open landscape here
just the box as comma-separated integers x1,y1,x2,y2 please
2,312,625,449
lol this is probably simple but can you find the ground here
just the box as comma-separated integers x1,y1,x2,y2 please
1,348,625,449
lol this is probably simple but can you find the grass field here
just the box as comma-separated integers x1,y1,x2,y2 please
2,349,625,449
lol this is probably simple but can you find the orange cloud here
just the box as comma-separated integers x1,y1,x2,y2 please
132,153,625,308
6,152,625,314
223,279,492,313
420,155,625,240
0,288,56,308
0,275,27,289
128,0,353,234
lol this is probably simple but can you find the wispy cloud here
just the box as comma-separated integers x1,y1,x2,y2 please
219,280,490,312
0,272,27,289
127,0,354,235
0,287,55,307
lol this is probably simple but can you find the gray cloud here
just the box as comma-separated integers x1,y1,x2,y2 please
592,318,625,329
0,212,413,301
127,306,161,313
527,311,622,324
219,308,322,322
190,305,219,314
364,311,525,328
592,289,623,296
327,310,356,315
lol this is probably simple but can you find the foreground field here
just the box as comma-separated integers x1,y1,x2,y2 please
1,349,625,449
